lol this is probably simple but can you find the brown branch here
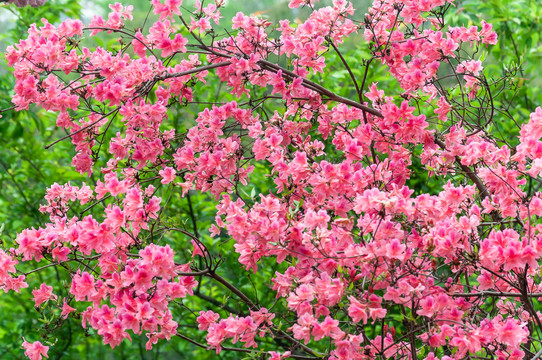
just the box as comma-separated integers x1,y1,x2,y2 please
205,271,323,357
434,137,491,200
176,40,383,117
451,291,542,298
193,289,245,316
175,332,319,359
326,36,361,102
0,106,15,113
83,26,157,58
157,61,232,81
207,272,258,310
257,59,382,117
44,107,120,150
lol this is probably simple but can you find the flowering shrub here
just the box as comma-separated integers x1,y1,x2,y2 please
2,0,542,359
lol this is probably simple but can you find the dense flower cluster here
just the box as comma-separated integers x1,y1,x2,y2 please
4,0,542,359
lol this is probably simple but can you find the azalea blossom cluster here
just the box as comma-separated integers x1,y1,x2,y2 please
4,0,542,359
